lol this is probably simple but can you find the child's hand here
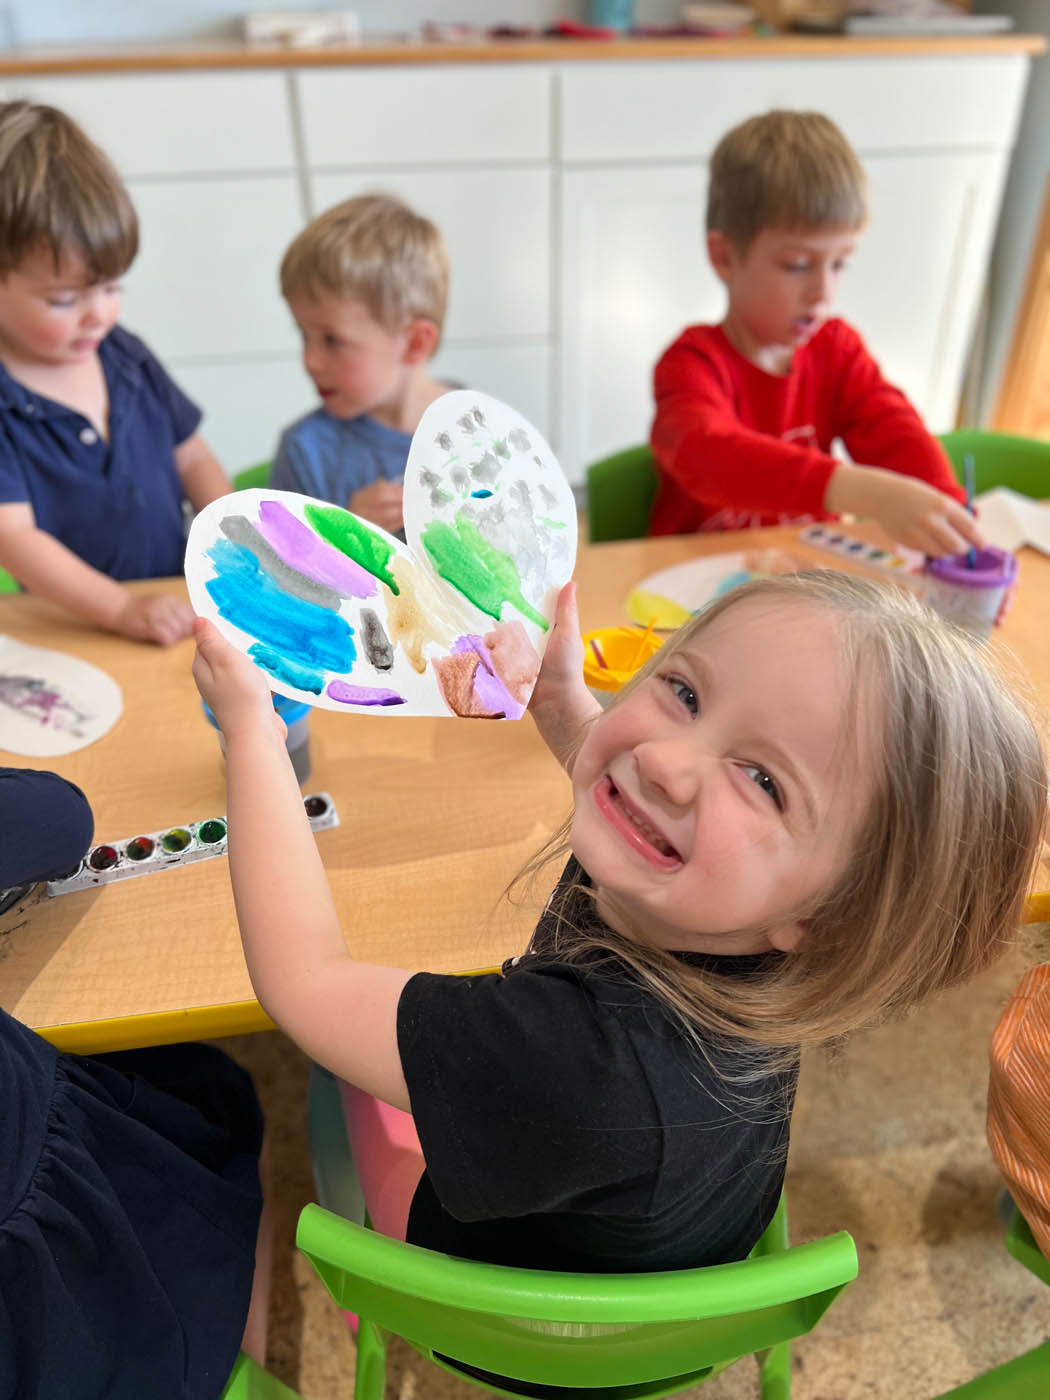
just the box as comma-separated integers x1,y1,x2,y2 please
114,592,195,646
528,582,602,774
192,618,286,745
348,480,404,535
826,464,982,558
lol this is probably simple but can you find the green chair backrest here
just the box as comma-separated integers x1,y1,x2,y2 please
220,1350,300,1399
587,445,660,543
296,1196,856,1396
938,430,1050,501
1006,1204,1050,1289
0,567,19,594
233,461,272,492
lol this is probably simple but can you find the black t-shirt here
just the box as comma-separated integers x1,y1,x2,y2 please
397,858,797,1274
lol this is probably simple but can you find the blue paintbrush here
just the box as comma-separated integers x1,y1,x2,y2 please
963,453,977,569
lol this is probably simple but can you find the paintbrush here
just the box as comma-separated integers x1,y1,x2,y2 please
964,453,977,569
590,637,608,670
629,618,656,669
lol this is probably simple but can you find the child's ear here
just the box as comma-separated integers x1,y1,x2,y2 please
402,318,439,365
767,920,805,954
706,230,736,284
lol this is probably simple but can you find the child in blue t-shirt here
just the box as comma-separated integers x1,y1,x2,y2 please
0,101,230,646
0,766,270,1398
270,194,453,538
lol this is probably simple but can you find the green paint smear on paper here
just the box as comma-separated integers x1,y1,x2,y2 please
538,517,567,530
421,514,548,631
304,504,399,595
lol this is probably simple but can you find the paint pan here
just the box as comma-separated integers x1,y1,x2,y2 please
581,626,664,706
46,793,340,898
799,524,923,574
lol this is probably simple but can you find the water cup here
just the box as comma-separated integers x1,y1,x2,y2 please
921,547,1018,640
581,625,664,706
202,693,312,786
587,0,634,29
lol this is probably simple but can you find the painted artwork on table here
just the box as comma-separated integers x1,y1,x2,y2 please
0,635,123,756
625,548,814,630
185,392,577,718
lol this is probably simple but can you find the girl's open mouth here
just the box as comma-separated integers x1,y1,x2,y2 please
595,776,682,870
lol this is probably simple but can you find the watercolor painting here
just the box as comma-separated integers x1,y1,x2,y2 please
186,392,577,718
625,548,813,630
0,635,123,757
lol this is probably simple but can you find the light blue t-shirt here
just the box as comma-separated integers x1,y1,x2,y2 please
269,409,411,507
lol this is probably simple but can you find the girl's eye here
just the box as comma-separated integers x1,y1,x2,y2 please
741,764,783,810
662,674,698,716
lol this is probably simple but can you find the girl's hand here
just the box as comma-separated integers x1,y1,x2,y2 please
192,618,285,745
529,582,602,774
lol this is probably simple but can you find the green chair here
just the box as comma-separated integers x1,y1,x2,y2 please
934,1206,1050,1397
296,1192,857,1400
220,1351,300,1399
233,461,272,491
586,445,659,543
938,430,1050,501
0,567,18,594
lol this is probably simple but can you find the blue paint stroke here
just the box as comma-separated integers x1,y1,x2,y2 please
326,680,405,708
205,537,355,674
248,643,326,695
470,489,494,499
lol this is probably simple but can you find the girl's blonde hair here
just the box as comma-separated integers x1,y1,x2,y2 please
0,100,138,281
280,193,449,344
706,109,868,251
520,572,1047,1072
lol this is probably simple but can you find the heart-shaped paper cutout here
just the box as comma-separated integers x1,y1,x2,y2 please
185,392,577,718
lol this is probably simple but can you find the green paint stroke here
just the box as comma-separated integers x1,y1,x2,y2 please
304,504,399,595
422,515,548,631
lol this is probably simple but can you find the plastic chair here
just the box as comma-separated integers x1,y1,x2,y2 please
933,1206,1050,1397
220,1350,300,1399
938,430,1050,500
296,1193,857,1400
586,445,659,543
0,567,18,594
234,461,272,491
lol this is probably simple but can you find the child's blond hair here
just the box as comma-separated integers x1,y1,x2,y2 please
280,193,449,344
520,573,1047,1074
0,100,138,281
706,110,868,251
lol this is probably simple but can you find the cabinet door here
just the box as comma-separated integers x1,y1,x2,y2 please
310,168,551,342
122,176,305,361
559,164,720,482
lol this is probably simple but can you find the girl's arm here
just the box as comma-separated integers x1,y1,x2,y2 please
192,620,411,1110
0,501,193,645
527,582,601,775
174,432,231,511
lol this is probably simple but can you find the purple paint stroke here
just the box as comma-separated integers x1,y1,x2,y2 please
326,680,405,707
451,635,525,720
255,500,377,599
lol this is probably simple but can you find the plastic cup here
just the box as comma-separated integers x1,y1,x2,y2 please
581,626,664,707
201,694,312,786
921,547,1018,640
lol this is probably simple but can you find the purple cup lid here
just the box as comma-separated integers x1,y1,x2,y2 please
925,547,1018,589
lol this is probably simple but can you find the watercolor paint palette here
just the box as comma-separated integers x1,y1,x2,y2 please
43,792,339,898
798,524,924,574
185,392,577,720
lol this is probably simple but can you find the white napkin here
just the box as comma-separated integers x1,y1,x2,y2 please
973,488,1050,556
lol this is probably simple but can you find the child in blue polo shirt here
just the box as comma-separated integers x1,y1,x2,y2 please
0,101,230,646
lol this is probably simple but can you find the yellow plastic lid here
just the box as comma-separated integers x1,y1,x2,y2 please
582,626,664,692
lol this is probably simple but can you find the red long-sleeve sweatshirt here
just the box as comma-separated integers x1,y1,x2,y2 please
648,319,963,537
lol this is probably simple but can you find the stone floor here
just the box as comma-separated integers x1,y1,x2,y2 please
222,923,1050,1399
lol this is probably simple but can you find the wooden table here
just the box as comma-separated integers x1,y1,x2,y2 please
2,524,1048,1052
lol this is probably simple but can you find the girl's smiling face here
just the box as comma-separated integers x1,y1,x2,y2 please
570,601,876,955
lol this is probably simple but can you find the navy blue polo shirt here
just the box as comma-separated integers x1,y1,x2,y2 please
0,325,201,580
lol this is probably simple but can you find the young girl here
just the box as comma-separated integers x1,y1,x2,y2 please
192,571,1047,1283
0,101,230,645
0,768,270,1399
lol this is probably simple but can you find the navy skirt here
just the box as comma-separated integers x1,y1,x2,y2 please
0,1011,263,1400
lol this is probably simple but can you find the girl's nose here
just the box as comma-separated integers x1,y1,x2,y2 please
634,737,703,809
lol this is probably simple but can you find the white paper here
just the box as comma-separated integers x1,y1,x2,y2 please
185,392,577,718
0,635,123,756
973,488,1050,557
